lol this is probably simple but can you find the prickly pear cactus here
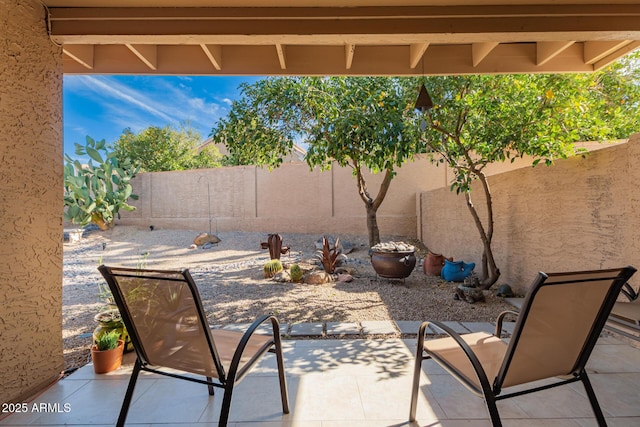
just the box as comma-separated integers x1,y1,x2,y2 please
264,259,283,278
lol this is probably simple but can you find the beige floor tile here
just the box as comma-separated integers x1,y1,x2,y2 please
574,373,640,417
28,378,153,425
232,422,321,427
425,375,527,420
356,374,446,421
587,344,640,373
290,375,366,421
506,383,600,419
125,377,215,424
320,421,415,427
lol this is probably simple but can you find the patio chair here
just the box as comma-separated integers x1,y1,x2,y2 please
409,266,636,427
98,265,289,427
605,281,640,339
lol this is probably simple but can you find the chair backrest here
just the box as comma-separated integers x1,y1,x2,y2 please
98,265,226,380
496,266,636,391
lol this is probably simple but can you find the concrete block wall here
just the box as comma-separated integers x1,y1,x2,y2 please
119,155,448,238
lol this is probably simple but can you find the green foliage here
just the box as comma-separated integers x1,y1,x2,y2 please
95,330,120,351
113,124,222,172
414,54,640,288
289,264,303,282
64,136,140,230
212,77,422,245
264,259,284,278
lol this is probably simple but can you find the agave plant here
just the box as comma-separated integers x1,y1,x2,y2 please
316,236,341,274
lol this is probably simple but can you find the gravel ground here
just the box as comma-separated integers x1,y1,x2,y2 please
63,225,515,372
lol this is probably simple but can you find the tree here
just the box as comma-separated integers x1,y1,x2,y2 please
211,77,422,246
113,124,222,172
416,55,640,289
64,136,140,230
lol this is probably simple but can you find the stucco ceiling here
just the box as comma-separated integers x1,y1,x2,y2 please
42,1,640,75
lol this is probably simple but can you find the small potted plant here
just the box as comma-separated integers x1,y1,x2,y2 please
91,330,124,374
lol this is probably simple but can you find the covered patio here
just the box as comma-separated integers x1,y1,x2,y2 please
2,0,640,421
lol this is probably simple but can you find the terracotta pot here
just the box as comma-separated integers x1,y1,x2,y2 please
423,251,452,276
91,340,124,374
370,250,416,279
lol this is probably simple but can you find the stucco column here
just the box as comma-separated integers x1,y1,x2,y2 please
0,0,64,404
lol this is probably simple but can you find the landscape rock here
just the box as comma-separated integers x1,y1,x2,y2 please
337,274,354,283
194,232,221,246
335,266,357,275
305,271,332,284
273,271,291,283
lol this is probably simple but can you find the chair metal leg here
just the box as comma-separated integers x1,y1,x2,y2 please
206,377,215,396
581,371,607,427
116,358,142,427
409,323,428,422
483,393,502,427
274,336,290,414
218,384,234,427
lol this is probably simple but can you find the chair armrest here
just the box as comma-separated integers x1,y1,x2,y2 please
420,320,495,397
495,310,520,337
227,314,280,382
621,283,638,302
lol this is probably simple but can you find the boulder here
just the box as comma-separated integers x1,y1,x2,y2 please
337,274,353,283
194,232,221,246
305,271,332,285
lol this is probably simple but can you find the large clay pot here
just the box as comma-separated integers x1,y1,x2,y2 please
423,251,452,276
371,251,416,279
91,340,124,374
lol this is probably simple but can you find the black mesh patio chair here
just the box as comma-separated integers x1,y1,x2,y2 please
409,266,636,427
605,281,640,339
98,265,289,427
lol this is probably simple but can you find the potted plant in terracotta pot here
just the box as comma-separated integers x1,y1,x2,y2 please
91,330,124,374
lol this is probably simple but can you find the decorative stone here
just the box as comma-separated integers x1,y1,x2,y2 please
194,232,221,246
335,266,357,275
273,271,291,282
455,284,485,304
305,271,332,284
188,244,197,249
337,274,353,283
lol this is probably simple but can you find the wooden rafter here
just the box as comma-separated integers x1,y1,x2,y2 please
200,44,223,70
62,44,94,69
345,43,356,69
125,44,157,70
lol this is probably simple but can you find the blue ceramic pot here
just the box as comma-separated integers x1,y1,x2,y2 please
441,259,475,282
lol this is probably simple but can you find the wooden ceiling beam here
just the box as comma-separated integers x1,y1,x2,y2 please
584,40,632,64
537,41,575,66
125,44,157,70
345,43,356,69
62,44,94,69
275,43,287,69
200,44,223,70
472,42,499,67
409,42,429,69
593,40,640,70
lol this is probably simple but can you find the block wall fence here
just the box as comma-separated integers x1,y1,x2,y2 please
119,155,451,237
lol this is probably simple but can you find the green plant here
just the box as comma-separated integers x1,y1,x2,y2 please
64,136,140,231
290,264,303,282
95,330,120,351
316,236,341,274
264,259,284,278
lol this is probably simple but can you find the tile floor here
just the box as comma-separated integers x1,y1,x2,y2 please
1,331,639,427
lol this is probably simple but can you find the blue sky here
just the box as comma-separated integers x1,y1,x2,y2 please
63,75,260,157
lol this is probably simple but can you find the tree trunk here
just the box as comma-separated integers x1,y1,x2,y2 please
464,190,500,290
366,204,380,247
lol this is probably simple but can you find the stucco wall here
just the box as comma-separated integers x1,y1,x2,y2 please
119,156,448,237
0,0,64,404
420,134,640,294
